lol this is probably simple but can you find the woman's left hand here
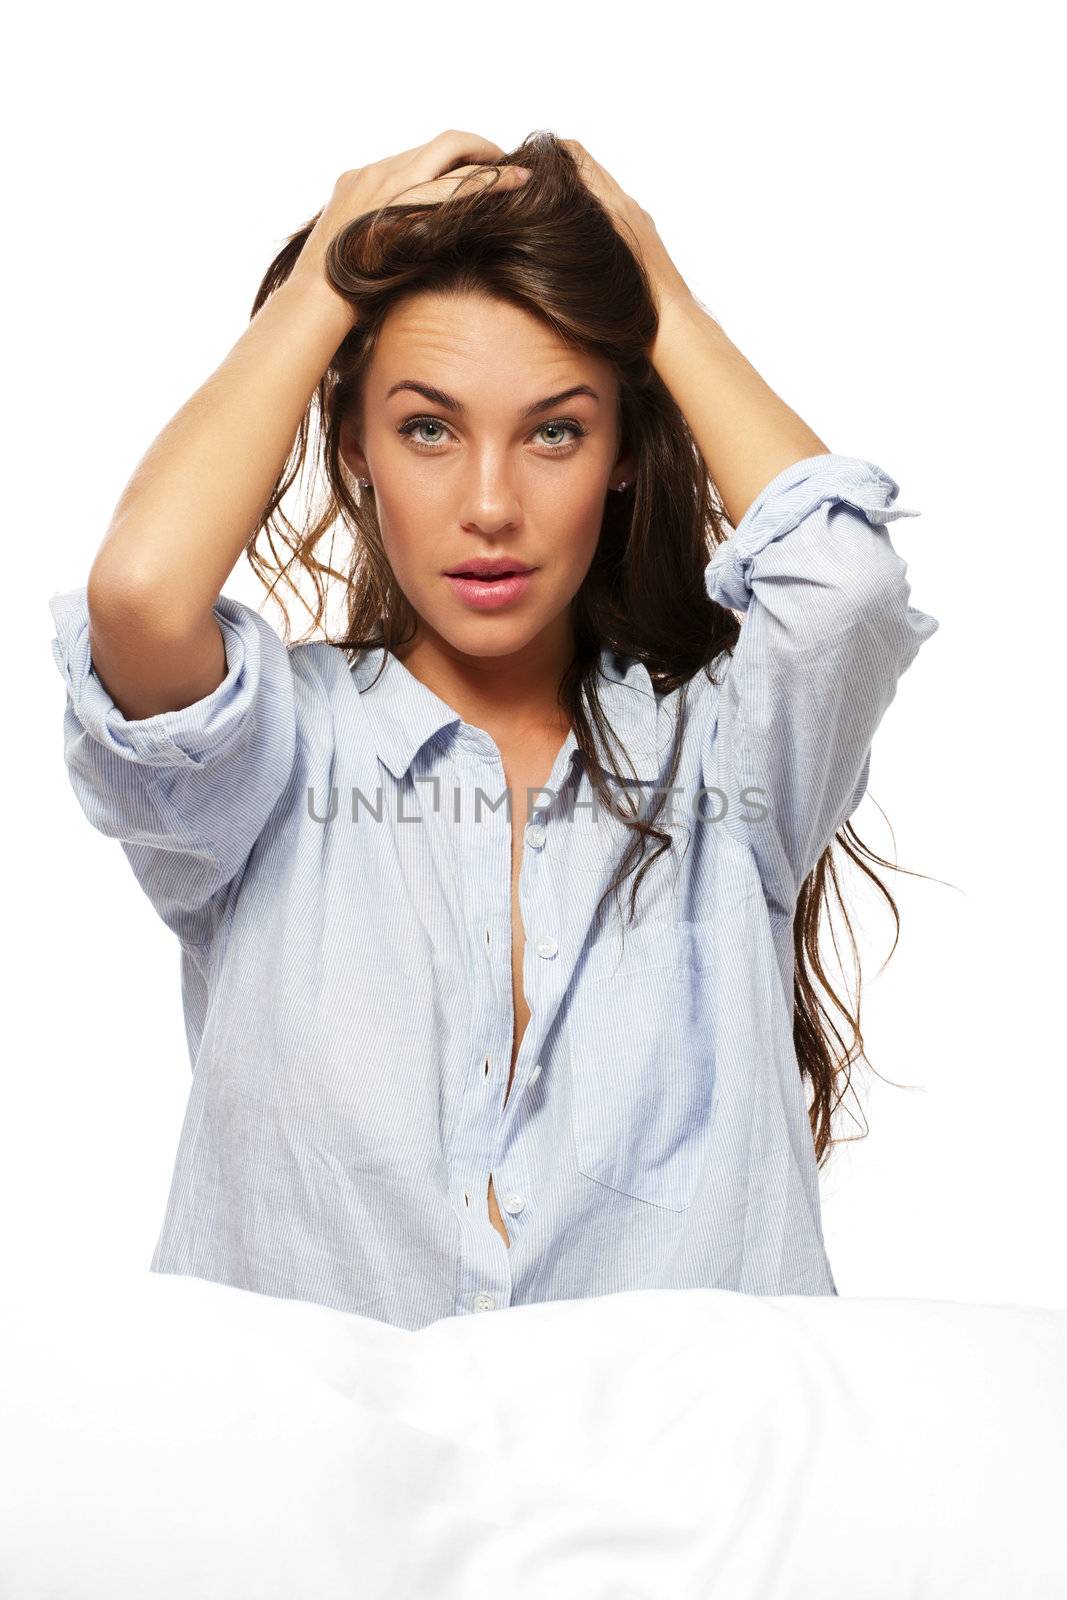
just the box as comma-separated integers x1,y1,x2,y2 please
562,139,693,318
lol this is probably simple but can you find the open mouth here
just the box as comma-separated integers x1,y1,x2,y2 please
454,571,521,581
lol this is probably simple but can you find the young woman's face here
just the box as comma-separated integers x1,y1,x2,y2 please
341,289,634,662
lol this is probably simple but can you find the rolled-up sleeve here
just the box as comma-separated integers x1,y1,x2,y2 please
48,585,298,946
703,453,940,917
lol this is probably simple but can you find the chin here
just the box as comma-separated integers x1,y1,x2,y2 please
419,606,547,658
446,624,540,660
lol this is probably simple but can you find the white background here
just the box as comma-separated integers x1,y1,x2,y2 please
6,0,1064,1311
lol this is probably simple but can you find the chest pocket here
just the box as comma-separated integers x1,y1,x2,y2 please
566,918,717,1212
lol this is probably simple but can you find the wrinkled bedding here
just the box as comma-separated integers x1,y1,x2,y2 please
2,1271,1065,1597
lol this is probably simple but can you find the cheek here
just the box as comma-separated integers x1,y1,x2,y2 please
562,534,601,593
375,503,438,588
372,452,438,543
553,500,606,584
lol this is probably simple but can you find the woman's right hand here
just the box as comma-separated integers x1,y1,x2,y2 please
288,129,530,296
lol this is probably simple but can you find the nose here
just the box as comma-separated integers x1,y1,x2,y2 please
458,455,522,532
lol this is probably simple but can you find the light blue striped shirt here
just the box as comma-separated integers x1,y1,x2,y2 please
48,452,939,1329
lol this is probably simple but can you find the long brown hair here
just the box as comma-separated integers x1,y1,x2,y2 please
246,130,935,1168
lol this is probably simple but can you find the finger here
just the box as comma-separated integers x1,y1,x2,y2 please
396,164,528,206
448,163,529,189
430,130,508,172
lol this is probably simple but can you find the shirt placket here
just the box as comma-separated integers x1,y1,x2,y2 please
451,731,573,1317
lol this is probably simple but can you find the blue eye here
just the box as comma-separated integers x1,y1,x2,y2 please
537,420,586,449
398,417,448,448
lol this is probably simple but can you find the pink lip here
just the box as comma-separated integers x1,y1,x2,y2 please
444,571,535,610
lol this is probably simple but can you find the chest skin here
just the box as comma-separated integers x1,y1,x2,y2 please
486,729,571,1249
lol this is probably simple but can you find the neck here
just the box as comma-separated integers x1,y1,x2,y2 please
395,614,575,747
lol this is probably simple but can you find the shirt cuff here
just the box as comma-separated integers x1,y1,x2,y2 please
704,453,922,614
48,585,263,770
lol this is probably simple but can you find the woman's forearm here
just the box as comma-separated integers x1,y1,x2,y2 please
88,273,357,634
649,294,829,531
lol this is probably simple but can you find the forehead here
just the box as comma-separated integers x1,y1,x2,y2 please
370,290,614,397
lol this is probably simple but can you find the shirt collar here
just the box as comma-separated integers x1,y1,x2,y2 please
349,644,662,783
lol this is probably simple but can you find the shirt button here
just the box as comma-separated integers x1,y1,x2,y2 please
503,1193,526,1215
525,823,546,849
472,1292,496,1312
528,1062,542,1084
535,937,558,959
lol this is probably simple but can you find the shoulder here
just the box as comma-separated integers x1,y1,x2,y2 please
281,637,372,748
289,633,382,686
644,651,732,718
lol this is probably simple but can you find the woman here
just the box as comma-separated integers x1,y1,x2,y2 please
48,128,939,1329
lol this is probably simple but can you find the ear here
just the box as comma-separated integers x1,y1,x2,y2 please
610,446,638,493
339,419,370,482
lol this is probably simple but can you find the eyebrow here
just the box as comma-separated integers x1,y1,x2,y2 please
384,380,601,419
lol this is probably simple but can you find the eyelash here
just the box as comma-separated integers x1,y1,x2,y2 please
396,415,588,456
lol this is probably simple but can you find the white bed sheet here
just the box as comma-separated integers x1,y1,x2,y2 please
1,1271,1065,1598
